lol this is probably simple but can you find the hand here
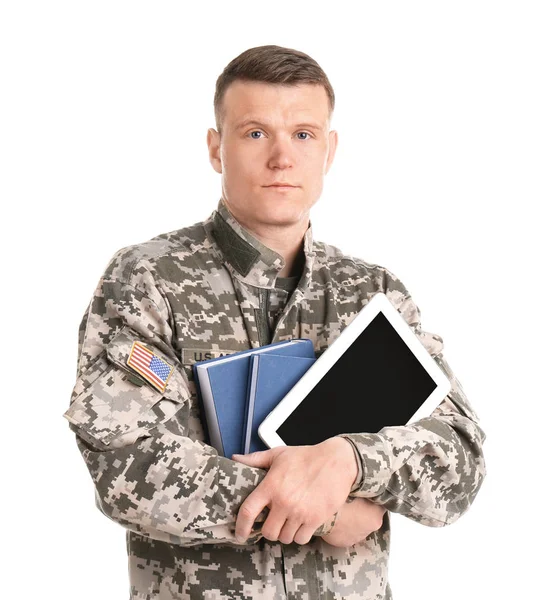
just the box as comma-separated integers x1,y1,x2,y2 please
321,497,386,548
231,437,358,545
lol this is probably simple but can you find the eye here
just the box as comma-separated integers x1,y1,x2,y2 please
249,130,264,139
297,131,311,140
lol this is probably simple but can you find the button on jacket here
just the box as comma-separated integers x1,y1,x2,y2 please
64,198,486,600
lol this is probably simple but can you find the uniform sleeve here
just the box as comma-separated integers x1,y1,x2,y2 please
64,253,334,546
336,267,487,527
64,253,272,548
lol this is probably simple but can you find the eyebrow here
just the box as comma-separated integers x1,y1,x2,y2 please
234,119,323,132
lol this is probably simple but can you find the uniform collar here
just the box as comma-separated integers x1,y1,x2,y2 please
208,198,314,290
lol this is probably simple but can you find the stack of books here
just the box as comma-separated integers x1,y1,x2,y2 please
192,339,316,458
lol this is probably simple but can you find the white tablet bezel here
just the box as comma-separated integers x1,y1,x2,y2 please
257,292,452,449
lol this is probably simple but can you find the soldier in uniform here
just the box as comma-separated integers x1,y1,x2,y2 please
64,45,486,599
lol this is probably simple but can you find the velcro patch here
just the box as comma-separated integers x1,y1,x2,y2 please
126,341,174,393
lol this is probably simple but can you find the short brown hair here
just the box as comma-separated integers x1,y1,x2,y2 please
213,45,335,132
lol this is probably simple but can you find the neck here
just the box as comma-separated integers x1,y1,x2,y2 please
223,202,308,278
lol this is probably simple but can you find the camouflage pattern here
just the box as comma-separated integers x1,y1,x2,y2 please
64,198,486,599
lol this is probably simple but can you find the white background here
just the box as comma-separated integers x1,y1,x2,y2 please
2,1,535,599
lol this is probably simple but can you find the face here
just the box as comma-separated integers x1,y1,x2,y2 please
207,80,338,235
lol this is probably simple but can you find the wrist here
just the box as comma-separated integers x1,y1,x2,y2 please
318,436,359,494
337,435,362,493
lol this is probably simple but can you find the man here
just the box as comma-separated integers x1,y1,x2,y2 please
64,45,486,599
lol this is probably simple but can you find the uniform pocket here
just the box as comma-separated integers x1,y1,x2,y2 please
64,327,190,450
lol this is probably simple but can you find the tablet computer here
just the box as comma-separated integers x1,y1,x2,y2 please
257,292,452,449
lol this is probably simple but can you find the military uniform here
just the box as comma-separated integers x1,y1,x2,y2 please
64,198,486,599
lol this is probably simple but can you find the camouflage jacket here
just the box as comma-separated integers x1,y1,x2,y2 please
64,198,486,599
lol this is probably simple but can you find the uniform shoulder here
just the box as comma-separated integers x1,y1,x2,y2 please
312,239,408,291
101,218,209,284
313,239,383,274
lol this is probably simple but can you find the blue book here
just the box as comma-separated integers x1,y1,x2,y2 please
192,339,315,458
243,353,316,454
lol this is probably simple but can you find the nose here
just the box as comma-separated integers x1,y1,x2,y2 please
267,135,293,170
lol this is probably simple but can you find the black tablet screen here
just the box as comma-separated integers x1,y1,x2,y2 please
276,312,437,445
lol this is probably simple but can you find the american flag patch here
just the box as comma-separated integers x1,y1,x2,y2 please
126,341,174,393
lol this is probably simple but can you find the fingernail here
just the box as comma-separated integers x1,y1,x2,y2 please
236,534,246,543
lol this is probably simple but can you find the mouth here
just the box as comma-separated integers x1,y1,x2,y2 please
263,184,299,190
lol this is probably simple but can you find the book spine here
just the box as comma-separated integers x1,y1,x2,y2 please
243,355,260,454
195,368,224,456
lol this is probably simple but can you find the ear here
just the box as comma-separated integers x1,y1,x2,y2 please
325,129,338,175
207,128,222,174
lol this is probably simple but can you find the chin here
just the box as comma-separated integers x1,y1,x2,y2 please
256,205,305,226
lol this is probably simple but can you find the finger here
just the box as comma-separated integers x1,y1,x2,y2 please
277,518,303,545
232,449,276,469
235,487,270,543
261,506,288,542
293,523,315,546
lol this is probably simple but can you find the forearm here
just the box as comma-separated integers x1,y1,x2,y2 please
73,417,336,547
74,419,270,547
338,355,486,527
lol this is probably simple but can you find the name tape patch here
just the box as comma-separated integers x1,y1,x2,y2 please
127,341,174,393
181,348,236,365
